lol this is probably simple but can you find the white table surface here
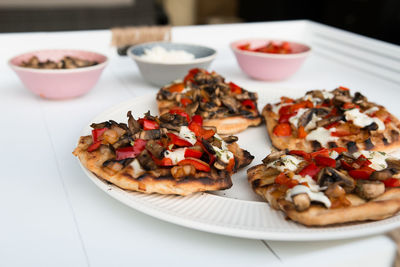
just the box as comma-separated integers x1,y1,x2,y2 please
1,20,398,267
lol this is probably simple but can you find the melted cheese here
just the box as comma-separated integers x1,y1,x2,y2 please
364,106,379,115
353,150,388,171
130,159,145,178
285,185,331,208
321,90,334,99
306,127,338,147
344,108,385,131
178,126,197,145
164,148,186,164
292,175,322,192
267,155,303,172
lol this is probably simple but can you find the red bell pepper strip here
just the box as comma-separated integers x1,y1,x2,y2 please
275,173,298,188
298,163,321,180
92,127,107,142
298,126,307,139
180,98,193,107
383,178,400,187
315,155,336,167
188,121,215,140
184,148,203,159
87,141,102,152
241,99,256,110
229,82,242,94
310,148,330,158
330,147,347,154
152,156,173,166
278,113,294,124
169,108,190,122
289,150,311,161
348,166,375,180
273,123,292,136
226,158,235,172
138,119,159,130
178,157,211,172
339,86,350,91
115,139,147,160
167,133,192,147
343,103,359,110
354,155,372,168
168,82,185,93
190,115,203,125
183,68,200,83
340,160,354,171
197,140,216,165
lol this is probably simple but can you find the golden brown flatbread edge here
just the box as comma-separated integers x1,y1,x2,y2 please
73,136,232,196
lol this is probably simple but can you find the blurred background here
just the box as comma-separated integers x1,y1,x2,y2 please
1,0,399,45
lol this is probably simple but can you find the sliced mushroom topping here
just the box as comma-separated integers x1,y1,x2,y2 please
316,116,342,128
292,193,311,212
355,180,385,200
145,140,165,159
127,111,141,134
262,150,288,165
134,129,162,140
201,139,216,155
136,150,157,170
221,95,239,113
363,122,378,131
346,141,358,153
214,159,227,170
364,138,374,150
222,135,238,144
352,92,367,104
200,101,219,112
317,167,355,193
185,101,199,116
391,130,399,142
370,168,398,181
112,134,131,149
324,183,346,198
90,121,111,129
386,158,400,170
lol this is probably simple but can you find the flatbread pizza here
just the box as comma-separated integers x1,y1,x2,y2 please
73,111,254,196
156,68,262,135
247,147,400,226
263,87,400,153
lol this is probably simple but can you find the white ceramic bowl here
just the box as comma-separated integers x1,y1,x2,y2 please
128,42,217,87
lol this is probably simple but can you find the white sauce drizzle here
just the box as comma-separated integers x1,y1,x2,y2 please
353,150,388,171
164,148,187,164
267,155,303,172
306,127,338,147
321,90,334,99
291,175,323,192
178,126,197,145
212,134,234,164
344,108,385,131
285,185,331,208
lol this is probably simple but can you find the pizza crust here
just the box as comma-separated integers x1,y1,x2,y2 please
157,100,262,135
73,135,254,196
248,163,400,226
262,103,400,153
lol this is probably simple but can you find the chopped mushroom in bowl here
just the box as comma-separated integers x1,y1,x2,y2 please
9,49,108,99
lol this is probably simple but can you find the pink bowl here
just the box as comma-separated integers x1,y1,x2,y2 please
230,39,311,81
9,49,108,99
